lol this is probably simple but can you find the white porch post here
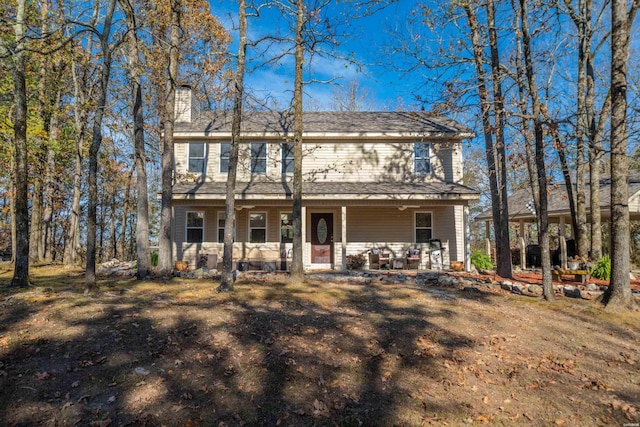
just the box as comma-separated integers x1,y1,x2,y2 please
559,216,567,269
464,205,471,272
485,221,491,257
302,206,307,268
341,205,347,271
519,219,526,270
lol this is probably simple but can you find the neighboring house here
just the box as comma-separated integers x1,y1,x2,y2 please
171,86,479,271
476,173,640,269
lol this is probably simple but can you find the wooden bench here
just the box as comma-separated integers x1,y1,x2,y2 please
552,269,590,283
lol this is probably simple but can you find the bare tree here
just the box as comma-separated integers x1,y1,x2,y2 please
219,0,247,292
519,0,553,300
290,0,306,281
464,1,512,279
157,0,182,276
85,0,118,291
602,0,638,309
119,0,151,278
2,0,30,287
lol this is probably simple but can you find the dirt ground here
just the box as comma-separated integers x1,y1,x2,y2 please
0,264,639,426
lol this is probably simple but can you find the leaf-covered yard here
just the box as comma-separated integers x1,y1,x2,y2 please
0,265,638,426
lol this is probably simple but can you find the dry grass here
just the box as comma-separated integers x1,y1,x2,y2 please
0,263,639,426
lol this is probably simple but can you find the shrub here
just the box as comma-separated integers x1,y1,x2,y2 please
590,255,611,281
346,254,366,270
471,250,493,270
150,251,159,267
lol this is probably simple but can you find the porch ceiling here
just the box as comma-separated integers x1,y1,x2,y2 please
172,180,480,202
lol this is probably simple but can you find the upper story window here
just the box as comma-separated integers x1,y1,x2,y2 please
249,212,267,243
415,211,433,243
188,142,206,173
220,143,230,173
251,142,267,174
186,211,204,243
280,212,293,243
281,143,294,174
414,142,431,175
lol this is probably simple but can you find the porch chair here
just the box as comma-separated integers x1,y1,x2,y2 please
368,249,390,269
405,248,422,269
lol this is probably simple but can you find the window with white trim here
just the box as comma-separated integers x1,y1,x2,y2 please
220,143,230,173
251,142,267,174
188,142,206,173
414,142,431,175
281,142,294,174
186,211,204,243
217,211,235,243
415,212,433,243
280,212,293,243
249,212,267,243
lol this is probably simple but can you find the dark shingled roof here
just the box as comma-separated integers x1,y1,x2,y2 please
475,170,640,221
172,180,479,200
175,111,474,138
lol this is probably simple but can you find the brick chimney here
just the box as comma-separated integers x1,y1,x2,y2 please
175,85,192,123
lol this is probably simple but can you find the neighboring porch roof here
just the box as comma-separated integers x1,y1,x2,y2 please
174,111,475,139
475,171,640,222
172,180,480,201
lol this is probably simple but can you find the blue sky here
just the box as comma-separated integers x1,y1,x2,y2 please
213,1,425,111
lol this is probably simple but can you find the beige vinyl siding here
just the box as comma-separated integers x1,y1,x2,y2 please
175,140,462,184
175,143,186,174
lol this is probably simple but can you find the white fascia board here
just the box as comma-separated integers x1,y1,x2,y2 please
172,131,473,140
171,193,480,201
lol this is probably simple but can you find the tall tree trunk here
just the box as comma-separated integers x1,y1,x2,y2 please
43,94,60,262
85,0,117,291
485,0,512,278
30,170,44,262
64,47,86,267
120,0,151,278
464,3,508,276
588,91,610,260
574,0,589,260
120,167,134,261
10,0,30,288
158,0,182,275
519,0,553,300
603,0,637,309
219,0,247,292
290,0,306,281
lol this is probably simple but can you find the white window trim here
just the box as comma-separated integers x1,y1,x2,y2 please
280,211,293,243
281,142,294,174
186,210,205,243
187,142,207,174
414,142,432,175
217,211,236,243
414,210,434,244
248,211,268,243
250,142,268,175
219,142,230,173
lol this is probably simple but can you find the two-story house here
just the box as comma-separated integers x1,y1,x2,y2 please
171,86,479,271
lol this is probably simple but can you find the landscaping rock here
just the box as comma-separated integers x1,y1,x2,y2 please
416,272,440,284
500,280,513,291
563,285,582,299
527,284,543,296
511,283,526,295
437,275,458,287
586,283,599,292
97,259,136,276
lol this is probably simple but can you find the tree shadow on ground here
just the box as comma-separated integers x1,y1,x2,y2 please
0,270,638,426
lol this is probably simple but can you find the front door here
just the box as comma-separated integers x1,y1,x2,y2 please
311,213,333,265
